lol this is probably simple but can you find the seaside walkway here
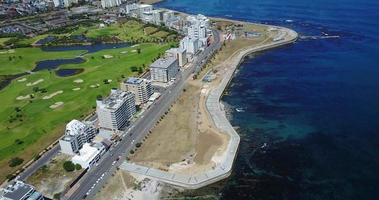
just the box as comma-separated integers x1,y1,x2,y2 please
120,27,298,189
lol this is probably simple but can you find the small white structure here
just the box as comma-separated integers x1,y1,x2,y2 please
148,92,161,102
71,143,104,169
53,0,78,7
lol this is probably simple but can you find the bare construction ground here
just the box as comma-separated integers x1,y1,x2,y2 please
130,79,229,174
94,171,136,200
129,20,273,175
26,153,83,199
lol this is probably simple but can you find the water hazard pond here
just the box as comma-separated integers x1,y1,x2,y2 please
0,42,131,90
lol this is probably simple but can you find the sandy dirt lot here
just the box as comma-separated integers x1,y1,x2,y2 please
26,153,83,199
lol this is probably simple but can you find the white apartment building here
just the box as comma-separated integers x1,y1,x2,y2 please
152,10,166,25
150,56,179,83
59,135,80,155
166,48,187,67
180,36,199,55
96,89,136,131
59,119,96,155
120,77,153,105
101,0,122,8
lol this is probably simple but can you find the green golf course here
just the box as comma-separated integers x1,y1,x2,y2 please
0,19,176,181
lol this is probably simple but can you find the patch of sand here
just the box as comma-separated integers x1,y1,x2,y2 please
107,79,112,83
73,79,83,83
94,172,162,200
49,102,64,109
17,78,27,82
120,51,128,54
0,49,15,54
131,50,137,53
90,83,100,88
16,95,31,100
103,55,113,59
131,44,140,48
43,90,63,100
72,87,80,91
26,79,44,86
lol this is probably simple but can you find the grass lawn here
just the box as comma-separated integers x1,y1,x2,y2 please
72,20,169,42
0,48,84,75
0,42,173,181
0,38,10,46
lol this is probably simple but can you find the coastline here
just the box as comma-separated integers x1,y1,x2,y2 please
119,24,298,191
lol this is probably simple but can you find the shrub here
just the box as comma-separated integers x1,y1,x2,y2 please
75,164,82,170
135,142,142,148
6,174,15,181
8,157,24,167
63,161,75,172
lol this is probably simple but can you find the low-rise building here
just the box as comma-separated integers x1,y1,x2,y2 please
0,181,44,200
71,143,105,169
150,56,179,83
120,77,153,105
96,89,136,131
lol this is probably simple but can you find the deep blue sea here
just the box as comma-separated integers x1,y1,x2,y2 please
157,0,379,199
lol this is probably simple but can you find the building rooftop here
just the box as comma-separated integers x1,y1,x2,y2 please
150,56,177,69
66,119,86,136
97,89,134,110
72,143,99,164
2,181,36,200
125,77,143,85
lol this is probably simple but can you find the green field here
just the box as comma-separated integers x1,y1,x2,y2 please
0,19,177,181
0,48,84,75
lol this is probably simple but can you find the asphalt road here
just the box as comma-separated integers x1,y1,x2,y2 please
67,30,221,200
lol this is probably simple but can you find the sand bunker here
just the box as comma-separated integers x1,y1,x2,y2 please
42,90,63,100
107,79,112,83
131,50,137,53
49,102,64,109
90,83,100,88
16,95,31,100
120,51,128,54
103,55,113,59
17,78,27,82
26,79,44,86
0,49,15,54
131,44,140,48
73,79,83,83
72,87,81,91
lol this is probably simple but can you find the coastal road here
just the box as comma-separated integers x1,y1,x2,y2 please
67,30,222,200
17,145,60,181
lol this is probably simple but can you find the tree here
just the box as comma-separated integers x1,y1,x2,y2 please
137,48,141,54
63,161,75,172
75,164,82,170
8,157,24,167
138,67,143,74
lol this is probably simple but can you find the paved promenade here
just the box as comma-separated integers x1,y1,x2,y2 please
121,27,298,189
